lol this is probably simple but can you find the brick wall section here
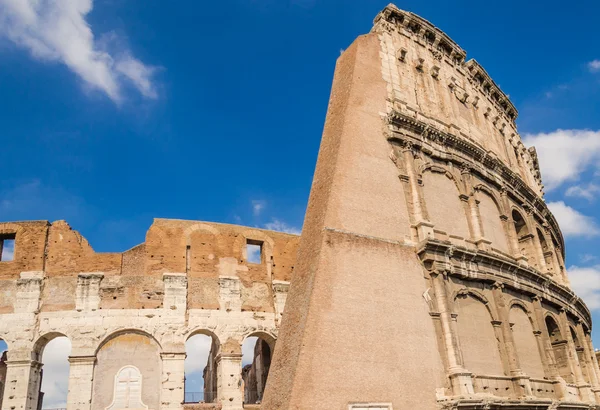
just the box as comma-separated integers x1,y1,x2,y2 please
0,219,299,313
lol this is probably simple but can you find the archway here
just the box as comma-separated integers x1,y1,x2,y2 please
509,306,545,378
185,332,219,403
512,210,539,269
241,333,274,404
35,334,71,409
455,294,504,376
545,316,573,382
92,331,161,410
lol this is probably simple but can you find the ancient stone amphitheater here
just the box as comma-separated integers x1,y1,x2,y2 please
0,4,598,410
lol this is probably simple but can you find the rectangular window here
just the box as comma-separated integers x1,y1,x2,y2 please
246,240,262,264
0,234,16,262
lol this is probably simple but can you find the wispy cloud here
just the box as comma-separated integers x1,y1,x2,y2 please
0,0,158,103
588,60,600,73
263,218,301,235
523,130,600,191
548,201,599,238
568,265,600,311
40,337,71,407
565,183,600,201
251,199,266,217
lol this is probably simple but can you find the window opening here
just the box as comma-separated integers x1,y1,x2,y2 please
0,234,15,262
246,240,262,264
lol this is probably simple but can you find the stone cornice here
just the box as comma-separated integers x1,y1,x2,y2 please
417,239,591,329
387,110,564,254
373,4,518,124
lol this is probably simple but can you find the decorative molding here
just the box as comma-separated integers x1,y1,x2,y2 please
386,110,563,254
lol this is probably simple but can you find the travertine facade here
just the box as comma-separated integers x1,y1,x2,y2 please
0,4,598,410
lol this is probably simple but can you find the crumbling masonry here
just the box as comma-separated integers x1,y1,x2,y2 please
0,4,599,410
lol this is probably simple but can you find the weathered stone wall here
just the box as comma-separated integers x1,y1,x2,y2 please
0,219,296,410
0,4,599,410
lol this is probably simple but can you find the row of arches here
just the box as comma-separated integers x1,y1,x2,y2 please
454,291,595,388
418,168,565,279
0,330,275,409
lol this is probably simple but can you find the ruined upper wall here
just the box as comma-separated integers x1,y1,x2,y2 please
372,4,544,196
0,219,299,313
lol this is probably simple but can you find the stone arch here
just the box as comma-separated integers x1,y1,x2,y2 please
92,330,161,410
454,292,504,375
33,332,72,410
544,314,573,382
511,208,539,268
421,167,470,239
475,186,510,253
184,224,223,276
94,329,162,356
509,304,545,378
451,288,498,322
184,329,220,404
241,331,276,405
535,226,553,273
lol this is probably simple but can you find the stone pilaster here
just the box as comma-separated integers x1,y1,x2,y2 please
2,357,42,410
216,353,243,410
491,283,533,397
75,273,103,312
160,352,186,409
66,355,96,410
219,276,242,312
163,273,187,312
14,271,43,313
430,271,473,396
401,143,434,240
272,280,289,325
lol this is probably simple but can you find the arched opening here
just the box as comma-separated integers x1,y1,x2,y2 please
35,335,72,409
570,326,589,384
536,228,552,273
241,334,274,405
512,210,540,269
545,316,573,382
92,331,160,410
509,306,545,378
455,294,504,376
551,235,566,276
184,332,219,403
0,339,7,407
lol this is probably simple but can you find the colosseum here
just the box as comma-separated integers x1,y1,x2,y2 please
0,4,598,410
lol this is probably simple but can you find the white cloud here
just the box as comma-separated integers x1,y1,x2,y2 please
548,201,599,238
0,0,157,102
251,200,266,217
568,265,600,311
242,336,258,367
263,218,301,235
524,130,600,191
589,60,600,73
185,334,213,374
565,183,600,201
40,337,71,408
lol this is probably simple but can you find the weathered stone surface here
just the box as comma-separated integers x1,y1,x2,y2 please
0,4,598,410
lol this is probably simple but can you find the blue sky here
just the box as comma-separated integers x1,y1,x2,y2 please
1,0,600,406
